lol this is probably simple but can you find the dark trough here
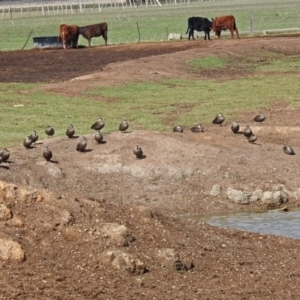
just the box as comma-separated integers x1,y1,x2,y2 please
33,36,63,49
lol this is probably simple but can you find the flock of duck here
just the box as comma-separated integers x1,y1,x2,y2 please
22,118,132,162
0,113,295,166
173,112,296,156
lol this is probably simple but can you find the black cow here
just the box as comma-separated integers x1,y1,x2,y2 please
186,17,213,40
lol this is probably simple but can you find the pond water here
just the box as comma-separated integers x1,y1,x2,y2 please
191,208,300,239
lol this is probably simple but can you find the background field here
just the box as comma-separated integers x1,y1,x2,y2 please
0,0,300,50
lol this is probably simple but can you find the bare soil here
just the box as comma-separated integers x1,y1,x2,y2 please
1,36,300,299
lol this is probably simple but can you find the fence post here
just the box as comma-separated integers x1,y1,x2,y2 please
250,13,254,34
136,22,140,42
21,29,33,50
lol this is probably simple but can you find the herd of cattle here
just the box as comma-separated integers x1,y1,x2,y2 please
57,14,237,49
186,15,239,40
58,22,108,49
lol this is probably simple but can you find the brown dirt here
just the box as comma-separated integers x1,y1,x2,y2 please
1,36,300,299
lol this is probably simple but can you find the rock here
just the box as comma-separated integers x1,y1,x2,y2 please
156,248,179,267
102,250,147,275
100,223,135,246
250,189,263,202
210,184,222,196
293,188,300,199
6,215,23,227
156,248,193,271
174,259,194,272
0,203,12,221
168,33,182,40
262,190,288,207
227,188,252,205
0,238,25,262
0,181,18,202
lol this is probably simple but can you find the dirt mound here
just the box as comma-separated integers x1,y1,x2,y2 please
1,36,300,299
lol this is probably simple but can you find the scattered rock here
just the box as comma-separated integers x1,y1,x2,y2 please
0,203,12,221
0,238,25,262
6,215,23,227
227,188,252,205
174,259,194,272
102,250,147,275
156,248,179,267
100,223,135,246
210,184,222,196
250,189,263,202
293,188,300,200
262,190,288,207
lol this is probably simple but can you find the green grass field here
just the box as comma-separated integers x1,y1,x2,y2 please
0,0,300,147
0,51,299,147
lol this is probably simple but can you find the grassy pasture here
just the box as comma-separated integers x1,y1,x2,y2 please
0,1,299,148
0,51,300,147
0,0,299,50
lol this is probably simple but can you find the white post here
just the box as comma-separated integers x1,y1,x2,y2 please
42,4,44,16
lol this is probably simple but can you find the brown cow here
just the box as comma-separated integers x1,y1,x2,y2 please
212,15,239,39
78,22,108,47
58,24,79,49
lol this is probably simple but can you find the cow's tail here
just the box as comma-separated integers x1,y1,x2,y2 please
186,19,190,35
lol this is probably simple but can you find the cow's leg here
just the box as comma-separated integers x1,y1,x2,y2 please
103,32,108,46
62,34,67,49
235,27,240,39
88,38,91,48
229,29,234,39
191,29,195,40
204,30,210,40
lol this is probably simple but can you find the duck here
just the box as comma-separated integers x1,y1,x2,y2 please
23,136,33,149
43,147,53,162
283,145,295,155
91,118,105,131
45,125,55,138
0,148,10,162
29,130,39,143
94,131,103,143
212,113,225,126
190,124,204,133
248,134,257,144
254,113,266,124
231,121,240,134
173,125,183,133
133,144,143,159
66,124,75,138
243,126,253,138
119,119,129,132
76,137,87,152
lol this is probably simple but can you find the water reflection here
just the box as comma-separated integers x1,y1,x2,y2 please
191,208,300,239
